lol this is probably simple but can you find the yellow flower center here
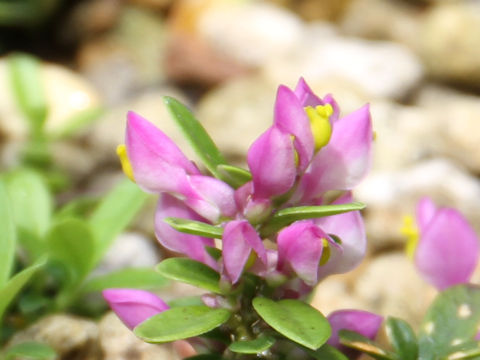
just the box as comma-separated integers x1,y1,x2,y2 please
319,238,331,266
305,104,333,151
401,215,419,259
116,144,135,182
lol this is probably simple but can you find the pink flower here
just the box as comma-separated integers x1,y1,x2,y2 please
277,220,339,286
315,192,367,280
222,220,267,284
327,309,383,350
247,125,297,199
125,111,236,222
414,197,480,290
103,289,169,329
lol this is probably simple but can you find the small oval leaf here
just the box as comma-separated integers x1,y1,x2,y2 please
47,218,95,280
0,257,46,322
419,285,480,359
163,217,223,239
339,330,396,360
156,258,221,293
306,344,349,360
229,335,276,354
134,306,231,343
252,298,331,350
385,317,418,360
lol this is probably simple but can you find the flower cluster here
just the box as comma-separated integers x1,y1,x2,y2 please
117,78,373,291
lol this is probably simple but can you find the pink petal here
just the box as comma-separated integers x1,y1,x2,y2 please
415,207,480,290
316,192,367,279
222,220,266,284
416,197,438,232
126,111,200,192
277,221,326,286
247,126,297,199
274,85,314,171
301,104,372,200
180,175,237,223
294,77,340,121
234,181,272,223
155,194,217,269
103,289,169,329
327,309,383,348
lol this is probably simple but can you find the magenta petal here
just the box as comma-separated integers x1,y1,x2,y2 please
294,78,340,122
316,192,367,279
222,220,266,284
327,309,383,348
155,194,217,269
277,221,326,286
274,85,314,171
302,104,372,200
180,175,236,223
416,197,437,232
294,77,324,107
103,289,169,330
126,111,199,192
415,207,480,290
247,126,297,199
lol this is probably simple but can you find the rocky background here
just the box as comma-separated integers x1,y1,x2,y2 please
1,0,480,358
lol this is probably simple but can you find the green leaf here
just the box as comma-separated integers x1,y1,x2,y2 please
167,296,204,308
4,169,52,241
8,53,48,132
81,267,169,293
260,202,366,236
134,306,231,343
184,355,225,360
441,340,480,360
89,179,149,265
445,341,480,360
385,317,418,360
156,258,221,294
46,218,95,281
0,181,16,287
305,344,349,360
163,217,223,239
217,164,252,189
163,96,227,179
339,330,396,360
418,285,480,360
252,298,331,350
229,335,276,354
4,341,56,360
0,257,45,322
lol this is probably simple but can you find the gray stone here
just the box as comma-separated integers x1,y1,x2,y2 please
77,6,167,105
263,33,424,100
414,85,480,173
340,0,422,48
419,1,480,87
197,1,304,67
